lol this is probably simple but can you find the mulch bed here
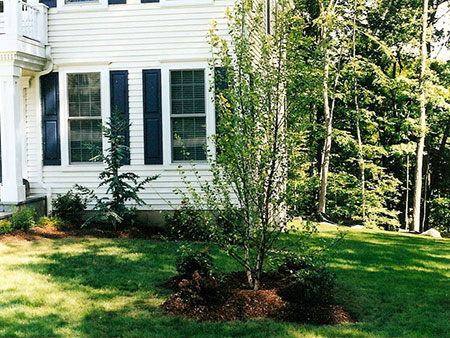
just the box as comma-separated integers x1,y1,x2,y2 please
0,225,163,241
161,271,354,324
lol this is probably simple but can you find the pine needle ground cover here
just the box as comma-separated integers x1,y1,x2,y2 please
0,224,448,338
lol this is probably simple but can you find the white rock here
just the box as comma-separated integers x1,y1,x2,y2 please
421,228,442,238
351,225,364,229
319,221,338,227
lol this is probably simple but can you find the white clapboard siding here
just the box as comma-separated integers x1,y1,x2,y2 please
0,13,4,34
25,0,234,210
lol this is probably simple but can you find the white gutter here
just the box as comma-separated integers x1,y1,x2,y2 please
35,45,54,214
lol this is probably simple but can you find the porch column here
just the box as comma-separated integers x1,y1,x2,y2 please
4,0,23,39
0,66,26,203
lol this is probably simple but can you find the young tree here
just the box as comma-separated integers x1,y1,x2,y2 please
77,112,158,229
317,0,340,215
178,0,292,290
412,0,430,232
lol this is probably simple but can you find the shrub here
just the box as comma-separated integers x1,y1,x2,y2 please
278,252,336,306
52,190,87,226
0,220,13,235
290,265,336,305
278,253,319,275
165,201,211,241
429,198,450,235
178,271,220,304
76,112,157,229
37,216,66,229
176,245,214,278
11,207,36,231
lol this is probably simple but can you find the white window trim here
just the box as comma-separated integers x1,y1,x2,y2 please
58,65,110,168
160,61,215,169
56,0,108,11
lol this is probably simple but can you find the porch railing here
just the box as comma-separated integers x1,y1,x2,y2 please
0,0,48,45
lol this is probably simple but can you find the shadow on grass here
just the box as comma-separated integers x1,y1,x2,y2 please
0,313,65,338
5,233,450,338
16,240,177,295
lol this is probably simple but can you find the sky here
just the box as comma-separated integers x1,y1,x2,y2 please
433,3,450,61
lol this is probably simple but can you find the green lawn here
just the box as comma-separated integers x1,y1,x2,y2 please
0,225,448,338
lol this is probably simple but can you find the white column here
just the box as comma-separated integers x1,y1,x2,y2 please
0,66,26,203
4,0,23,39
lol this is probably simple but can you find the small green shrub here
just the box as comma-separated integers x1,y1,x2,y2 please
37,216,66,229
278,253,319,275
11,207,36,231
165,201,211,241
75,112,157,230
52,190,87,226
0,220,13,235
429,198,450,235
177,270,220,304
278,252,336,306
176,245,214,278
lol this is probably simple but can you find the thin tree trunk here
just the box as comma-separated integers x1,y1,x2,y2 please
244,244,253,288
318,23,332,215
412,0,429,232
405,154,410,229
421,156,430,232
352,0,366,223
424,119,450,230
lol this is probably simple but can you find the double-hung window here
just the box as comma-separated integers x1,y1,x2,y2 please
65,0,98,3
67,72,103,163
170,70,207,162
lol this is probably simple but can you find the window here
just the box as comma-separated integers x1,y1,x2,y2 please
65,0,98,3
171,70,207,162
67,72,103,163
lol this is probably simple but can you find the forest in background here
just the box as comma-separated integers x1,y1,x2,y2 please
287,0,450,234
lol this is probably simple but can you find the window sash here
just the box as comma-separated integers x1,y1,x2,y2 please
170,69,207,162
65,0,99,4
67,72,103,164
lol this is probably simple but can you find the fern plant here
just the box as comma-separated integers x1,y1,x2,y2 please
76,111,158,229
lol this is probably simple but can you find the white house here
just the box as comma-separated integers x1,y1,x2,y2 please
0,0,250,217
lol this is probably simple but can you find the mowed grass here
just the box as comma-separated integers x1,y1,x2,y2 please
0,224,448,338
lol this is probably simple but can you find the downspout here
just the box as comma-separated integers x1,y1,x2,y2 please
35,45,54,214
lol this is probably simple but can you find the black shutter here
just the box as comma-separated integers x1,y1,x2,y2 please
109,0,126,4
141,0,159,3
39,0,57,8
215,67,229,91
214,67,230,154
110,70,130,165
41,72,61,166
143,69,162,164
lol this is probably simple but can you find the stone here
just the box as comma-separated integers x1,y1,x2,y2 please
351,225,364,229
319,221,338,227
421,228,442,238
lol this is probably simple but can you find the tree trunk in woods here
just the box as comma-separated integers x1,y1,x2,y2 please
352,0,366,223
421,156,430,232
424,119,450,230
412,0,429,232
318,25,332,215
405,154,410,228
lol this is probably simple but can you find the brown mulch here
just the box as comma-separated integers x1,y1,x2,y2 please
161,271,354,325
0,225,163,241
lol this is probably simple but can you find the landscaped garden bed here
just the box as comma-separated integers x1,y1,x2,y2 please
162,270,353,324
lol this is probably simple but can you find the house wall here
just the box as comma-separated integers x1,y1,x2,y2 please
0,14,4,34
25,0,233,211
